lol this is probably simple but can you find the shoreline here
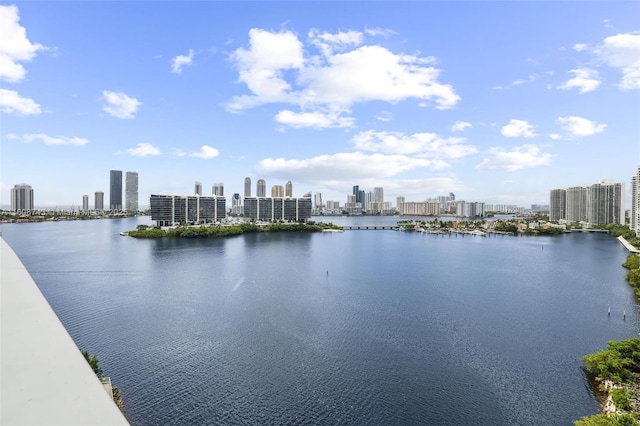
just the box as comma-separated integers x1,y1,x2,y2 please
617,236,640,254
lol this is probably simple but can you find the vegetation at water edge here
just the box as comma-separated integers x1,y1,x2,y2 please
128,222,343,238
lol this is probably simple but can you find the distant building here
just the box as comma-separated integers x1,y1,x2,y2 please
632,166,640,236
95,191,104,210
550,180,625,225
110,170,122,210
82,195,89,211
549,189,566,222
213,183,224,197
150,194,225,226
256,179,266,197
314,192,323,210
285,181,293,198
231,193,242,215
398,200,440,216
244,177,251,198
243,196,312,222
10,184,34,211
125,171,138,212
195,181,202,196
271,185,284,198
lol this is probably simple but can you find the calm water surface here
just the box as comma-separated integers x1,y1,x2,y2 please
2,217,639,425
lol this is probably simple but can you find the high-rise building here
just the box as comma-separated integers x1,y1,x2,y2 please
285,181,293,198
549,189,566,222
10,184,34,211
632,166,640,236
125,171,139,212
565,186,588,223
95,191,104,210
213,183,224,197
195,181,202,196
550,181,624,226
271,185,284,198
82,195,89,211
110,170,122,210
314,192,323,210
243,196,312,222
587,181,624,226
150,194,225,226
231,193,242,215
244,177,251,198
257,179,266,197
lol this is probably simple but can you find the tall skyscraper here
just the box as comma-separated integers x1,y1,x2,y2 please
195,181,202,196
314,192,323,210
110,170,122,210
549,189,566,222
95,191,104,210
125,171,139,212
10,183,34,211
257,179,266,197
632,166,640,236
271,185,284,198
244,177,251,197
82,195,89,211
565,186,588,223
286,181,293,197
213,183,224,197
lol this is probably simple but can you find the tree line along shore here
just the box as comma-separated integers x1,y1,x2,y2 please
127,221,343,238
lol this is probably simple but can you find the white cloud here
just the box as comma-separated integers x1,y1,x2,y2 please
593,32,640,90
0,88,41,115
171,49,195,74
476,144,553,171
501,119,537,138
11,133,88,146
102,90,141,119
558,68,601,93
573,43,588,52
549,133,562,140
190,145,219,159
451,121,472,132
351,130,477,159
308,28,363,56
512,73,538,86
127,143,161,157
0,5,44,82
258,152,440,183
275,109,355,128
227,27,460,127
557,116,606,137
375,111,393,122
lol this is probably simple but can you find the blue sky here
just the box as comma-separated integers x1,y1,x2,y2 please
1,1,639,209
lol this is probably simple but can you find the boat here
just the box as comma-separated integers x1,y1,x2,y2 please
119,231,128,236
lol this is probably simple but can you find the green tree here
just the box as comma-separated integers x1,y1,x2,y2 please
82,350,104,378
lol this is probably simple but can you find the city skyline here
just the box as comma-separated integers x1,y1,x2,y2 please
1,3,639,207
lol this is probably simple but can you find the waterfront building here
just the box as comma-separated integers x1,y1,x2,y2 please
549,189,566,222
244,177,251,197
271,185,284,198
231,193,242,215
314,192,323,211
256,179,266,197
456,201,485,218
10,184,34,211
95,191,104,210
587,181,624,226
82,195,89,211
243,196,312,222
632,166,640,236
195,182,202,196
565,186,588,223
125,171,138,212
213,183,224,197
110,170,122,210
396,196,405,211
550,181,624,226
286,181,293,198
150,194,225,226
398,200,440,216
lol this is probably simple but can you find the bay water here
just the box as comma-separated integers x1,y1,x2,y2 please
1,216,638,425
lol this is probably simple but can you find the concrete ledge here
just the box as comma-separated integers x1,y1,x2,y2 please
1,237,129,425
617,236,640,254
